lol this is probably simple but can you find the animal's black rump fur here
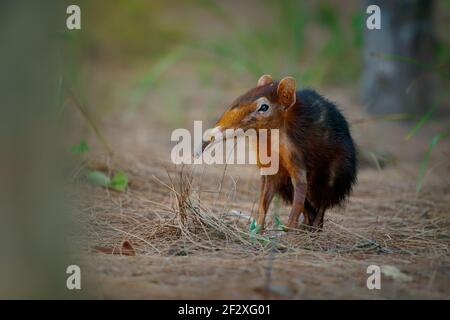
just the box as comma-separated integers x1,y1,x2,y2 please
278,89,357,212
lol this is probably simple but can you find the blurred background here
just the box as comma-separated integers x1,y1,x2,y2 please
1,0,449,298
68,0,450,163
73,0,449,114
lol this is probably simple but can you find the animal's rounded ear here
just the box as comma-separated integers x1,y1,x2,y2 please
257,74,273,87
277,76,296,108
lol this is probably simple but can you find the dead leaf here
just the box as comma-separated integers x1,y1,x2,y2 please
93,240,135,256
120,240,136,256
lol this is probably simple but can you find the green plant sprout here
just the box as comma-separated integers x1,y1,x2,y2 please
70,139,89,154
86,170,129,192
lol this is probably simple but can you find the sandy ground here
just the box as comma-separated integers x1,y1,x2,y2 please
69,80,450,299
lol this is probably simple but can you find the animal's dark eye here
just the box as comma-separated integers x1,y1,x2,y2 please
258,103,269,112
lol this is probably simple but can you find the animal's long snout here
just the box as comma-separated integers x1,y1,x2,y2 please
201,137,214,152
193,126,221,159
194,137,214,158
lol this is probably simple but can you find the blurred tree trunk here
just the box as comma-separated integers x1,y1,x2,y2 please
0,0,75,298
361,0,435,115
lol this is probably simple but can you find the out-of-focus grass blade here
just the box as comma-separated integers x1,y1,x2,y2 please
128,47,188,114
70,139,89,154
197,0,231,22
66,86,114,156
416,129,450,193
351,12,364,48
277,0,307,59
405,94,448,141
350,113,416,126
405,103,438,141
203,42,263,76
372,52,450,80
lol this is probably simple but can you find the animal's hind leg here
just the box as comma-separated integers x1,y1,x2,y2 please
286,175,308,229
312,207,326,230
304,199,317,226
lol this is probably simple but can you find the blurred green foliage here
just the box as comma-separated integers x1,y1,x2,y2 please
81,0,183,59
77,0,365,86
73,0,449,103
192,0,362,85
128,47,188,113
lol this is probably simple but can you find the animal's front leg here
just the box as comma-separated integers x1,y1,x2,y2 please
255,176,275,231
286,174,308,229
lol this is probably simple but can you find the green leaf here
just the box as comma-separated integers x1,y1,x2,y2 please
248,221,272,244
250,223,262,235
85,170,129,192
86,170,110,188
249,218,256,232
109,171,129,192
70,139,89,154
273,214,286,231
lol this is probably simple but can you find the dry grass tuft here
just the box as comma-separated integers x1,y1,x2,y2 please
75,160,449,258
72,157,450,298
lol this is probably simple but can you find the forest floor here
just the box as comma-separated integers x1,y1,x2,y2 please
70,74,450,299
